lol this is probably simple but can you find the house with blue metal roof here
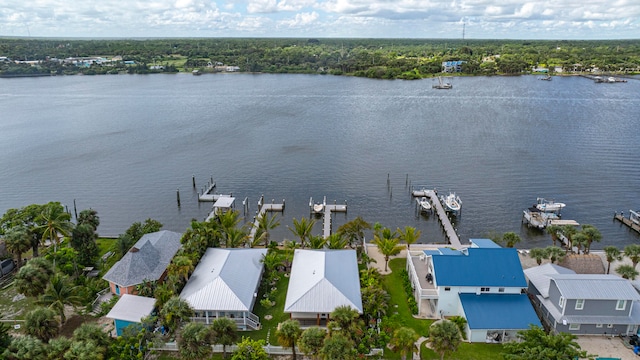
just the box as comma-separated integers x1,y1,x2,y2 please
406,239,541,342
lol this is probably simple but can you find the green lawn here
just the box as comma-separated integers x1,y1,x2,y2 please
245,271,291,344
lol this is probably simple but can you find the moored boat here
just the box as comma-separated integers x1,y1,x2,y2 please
535,198,566,214
440,192,461,214
417,196,432,212
631,210,640,226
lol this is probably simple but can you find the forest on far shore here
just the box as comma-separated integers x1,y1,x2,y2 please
1,37,639,79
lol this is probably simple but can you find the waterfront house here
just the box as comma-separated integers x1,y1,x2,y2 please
179,248,267,330
442,60,466,73
406,239,541,342
106,294,156,336
102,230,181,296
284,249,362,326
525,264,640,335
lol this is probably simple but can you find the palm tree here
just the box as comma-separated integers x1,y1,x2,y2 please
528,247,548,265
571,232,589,254
603,246,622,274
38,273,82,324
372,227,402,272
337,216,371,249
217,209,242,233
308,234,327,249
136,279,157,297
37,202,74,254
545,246,566,264
159,296,194,334
178,322,214,360
389,327,419,360
429,319,462,360
4,226,32,268
252,213,280,248
260,251,283,274
298,327,327,360
397,226,421,250
502,232,521,248
288,217,316,248
77,209,100,230
560,225,577,253
24,307,59,342
211,317,238,358
168,255,194,283
14,257,54,297
276,319,302,360
328,305,361,340
545,225,562,247
616,264,639,280
624,244,640,269
223,226,249,248
326,233,348,249
581,224,602,254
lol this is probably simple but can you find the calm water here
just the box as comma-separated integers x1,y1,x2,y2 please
1,74,639,249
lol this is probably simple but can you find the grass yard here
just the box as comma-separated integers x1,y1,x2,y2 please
246,272,291,344
0,282,38,321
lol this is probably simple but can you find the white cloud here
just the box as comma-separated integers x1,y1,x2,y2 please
278,11,319,27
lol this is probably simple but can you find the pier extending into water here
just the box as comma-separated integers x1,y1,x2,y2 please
411,188,462,249
614,211,640,234
248,195,285,243
310,196,347,238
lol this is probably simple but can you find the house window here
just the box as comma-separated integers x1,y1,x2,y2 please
595,324,603,328
444,287,451,291
498,287,505,293
616,300,627,310
575,299,584,310
559,296,565,308
481,287,490,292
607,324,614,328
569,324,580,331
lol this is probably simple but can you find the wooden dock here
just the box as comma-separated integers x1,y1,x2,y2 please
198,182,219,202
411,188,461,248
310,196,347,238
247,195,285,243
614,212,640,234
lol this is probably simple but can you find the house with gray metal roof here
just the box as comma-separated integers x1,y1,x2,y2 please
102,230,181,296
179,248,267,330
406,240,541,342
284,249,362,326
525,266,640,335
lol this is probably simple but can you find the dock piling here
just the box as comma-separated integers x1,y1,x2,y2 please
192,175,196,188
177,188,181,206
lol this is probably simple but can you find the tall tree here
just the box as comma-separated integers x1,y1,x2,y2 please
580,224,602,254
528,248,547,265
231,337,269,360
308,234,327,249
321,333,355,360
559,225,577,253
3,335,47,360
277,319,302,360
24,307,60,342
4,226,32,268
429,319,461,360
38,273,82,324
545,246,565,264
571,232,589,254
223,227,249,248
298,327,326,360
178,322,214,360
603,246,622,274
624,244,640,269
288,217,317,248
326,233,348,249
372,227,402,272
503,325,592,360
252,213,280,248
397,226,420,250
70,223,99,266
389,327,419,360
545,225,562,247
211,317,238,358
502,232,521,248
77,209,100,229
159,296,194,334
1,203,47,257
36,202,74,253
616,264,639,280
167,255,194,284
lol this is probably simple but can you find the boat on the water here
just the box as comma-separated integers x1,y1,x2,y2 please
417,196,432,212
535,198,566,214
631,210,640,225
440,192,461,214
539,74,552,81
433,76,453,89
523,207,579,230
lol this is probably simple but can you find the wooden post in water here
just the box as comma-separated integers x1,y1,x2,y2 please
176,189,181,207
73,199,78,220
192,175,196,188
406,174,408,186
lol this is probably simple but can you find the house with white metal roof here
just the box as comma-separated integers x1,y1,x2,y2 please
102,230,181,296
179,247,267,330
284,249,362,326
525,265,640,335
406,239,541,342
106,294,156,336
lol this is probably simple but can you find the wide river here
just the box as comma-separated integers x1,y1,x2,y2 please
1,74,639,249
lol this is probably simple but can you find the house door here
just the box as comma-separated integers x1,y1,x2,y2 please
115,285,120,295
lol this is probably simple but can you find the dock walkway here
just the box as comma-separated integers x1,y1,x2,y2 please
310,197,347,238
411,188,461,249
614,212,640,234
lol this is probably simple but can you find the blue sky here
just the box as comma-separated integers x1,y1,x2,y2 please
0,0,638,39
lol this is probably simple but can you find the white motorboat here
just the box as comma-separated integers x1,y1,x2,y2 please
417,197,432,212
535,198,566,213
631,210,640,225
440,192,461,214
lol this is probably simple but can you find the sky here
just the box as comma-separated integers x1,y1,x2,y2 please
0,0,639,40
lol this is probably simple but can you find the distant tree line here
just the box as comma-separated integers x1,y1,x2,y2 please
1,38,639,78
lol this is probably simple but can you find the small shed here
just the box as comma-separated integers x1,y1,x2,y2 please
106,294,156,336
